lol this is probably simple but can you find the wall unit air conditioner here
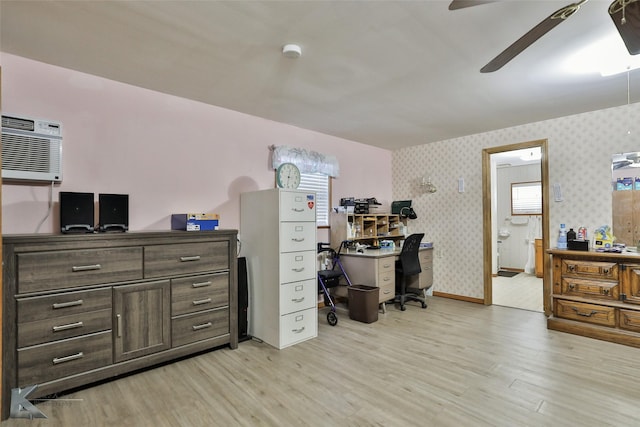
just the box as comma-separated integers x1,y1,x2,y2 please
1,114,63,183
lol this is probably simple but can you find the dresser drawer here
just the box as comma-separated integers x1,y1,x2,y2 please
279,251,316,283
561,260,618,280
279,222,316,252
619,309,640,332
172,273,229,316
555,299,616,327
145,241,229,278
377,256,395,275
279,191,316,222
18,309,112,348
172,308,229,347
18,331,113,386
561,277,619,300
17,248,143,293
17,288,112,323
280,279,316,314
279,307,317,348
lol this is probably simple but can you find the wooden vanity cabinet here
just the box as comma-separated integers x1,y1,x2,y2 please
2,231,237,420
548,249,640,348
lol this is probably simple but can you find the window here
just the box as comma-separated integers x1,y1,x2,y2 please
511,181,542,215
298,172,330,227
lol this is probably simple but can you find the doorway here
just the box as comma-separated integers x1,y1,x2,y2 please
482,140,551,315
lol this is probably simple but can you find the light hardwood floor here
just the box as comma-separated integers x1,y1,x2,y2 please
492,273,543,312
4,297,640,426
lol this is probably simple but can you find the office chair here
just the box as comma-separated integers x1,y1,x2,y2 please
394,233,427,311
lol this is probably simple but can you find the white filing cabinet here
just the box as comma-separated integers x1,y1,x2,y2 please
240,189,317,349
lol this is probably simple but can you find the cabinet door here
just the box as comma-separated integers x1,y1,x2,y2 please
621,264,640,305
113,280,171,362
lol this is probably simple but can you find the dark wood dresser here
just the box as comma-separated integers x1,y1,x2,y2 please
2,230,237,419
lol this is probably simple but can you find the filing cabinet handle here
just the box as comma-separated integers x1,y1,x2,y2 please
292,267,305,272
116,314,122,338
180,256,201,262
571,307,597,317
192,281,212,288
291,297,305,303
383,263,392,269
291,208,304,212
382,289,392,295
53,321,84,332
52,299,83,309
383,276,391,282
292,326,306,334
192,298,212,306
53,352,84,365
72,264,101,272
192,322,212,331
291,238,305,242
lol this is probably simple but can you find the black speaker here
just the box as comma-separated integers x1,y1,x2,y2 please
237,257,250,342
98,193,129,232
59,192,94,234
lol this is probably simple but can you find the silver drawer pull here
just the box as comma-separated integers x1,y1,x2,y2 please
180,255,201,262
116,314,122,338
52,299,84,309
291,208,304,212
192,298,212,306
192,322,212,331
192,281,212,288
72,264,101,272
383,289,391,295
292,326,306,334
292,267,305,272
291,297,305,303
571,307,598,317
383,264,391,268
53,321,84,332
53,352,84,365
383,277,391,282
292,238,305,242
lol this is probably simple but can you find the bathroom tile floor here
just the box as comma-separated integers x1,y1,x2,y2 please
492,272,543,312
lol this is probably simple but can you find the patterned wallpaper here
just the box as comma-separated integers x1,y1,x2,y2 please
393,102,640,299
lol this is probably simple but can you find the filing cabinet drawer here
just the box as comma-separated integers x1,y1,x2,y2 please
17,288,112,323
279,191,316,222
619,309,640,332
279,307,317,348
172,308,229,347
377,256,395,275
419,249,433,265
145,241,229,278
561,277,619,300
555,299,616,327
378,270,395,289
172,273,229,316
279,222,316,252
18,331,113,386
280,279,316,314
18,309,112,348
279,251,316,283
378,281,395,303
17,248,143,293
561,260,618,280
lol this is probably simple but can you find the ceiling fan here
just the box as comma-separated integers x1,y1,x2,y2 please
449,0,640,72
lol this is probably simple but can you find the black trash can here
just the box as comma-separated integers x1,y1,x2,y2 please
348,285,380,323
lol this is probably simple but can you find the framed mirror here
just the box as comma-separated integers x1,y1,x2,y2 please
612,152,640,247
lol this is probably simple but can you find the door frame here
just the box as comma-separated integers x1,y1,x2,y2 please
482,139,551,315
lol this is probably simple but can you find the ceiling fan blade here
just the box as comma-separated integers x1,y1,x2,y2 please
449,1,496,11
609,0,640,55
481,1,587,73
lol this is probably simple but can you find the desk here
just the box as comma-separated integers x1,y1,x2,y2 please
334,247,433,309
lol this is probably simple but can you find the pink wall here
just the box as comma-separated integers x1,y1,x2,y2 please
1,53,392,237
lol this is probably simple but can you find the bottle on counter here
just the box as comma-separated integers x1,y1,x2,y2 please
558,223,568,249
567,228,576,241
578,227,587,240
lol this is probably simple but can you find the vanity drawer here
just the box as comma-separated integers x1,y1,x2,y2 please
17,248,143,293
171,273,229,316
279,251,316,283
555,299,616,327
279,307,317,348
561,277,619,300
145,241,229,278
619,309,640,332
17,288,112,323
172,308,229,347
18,309,112,348
18,331,112,386
561,260,618,280
280,279,316,314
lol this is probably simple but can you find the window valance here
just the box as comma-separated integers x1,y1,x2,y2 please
271,145,340,178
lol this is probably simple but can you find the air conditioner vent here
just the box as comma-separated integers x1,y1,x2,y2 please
2,134,59,173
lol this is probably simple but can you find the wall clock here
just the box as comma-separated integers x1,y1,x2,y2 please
276,162,301,189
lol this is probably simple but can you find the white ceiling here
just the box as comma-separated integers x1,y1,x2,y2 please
1,0,639,150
